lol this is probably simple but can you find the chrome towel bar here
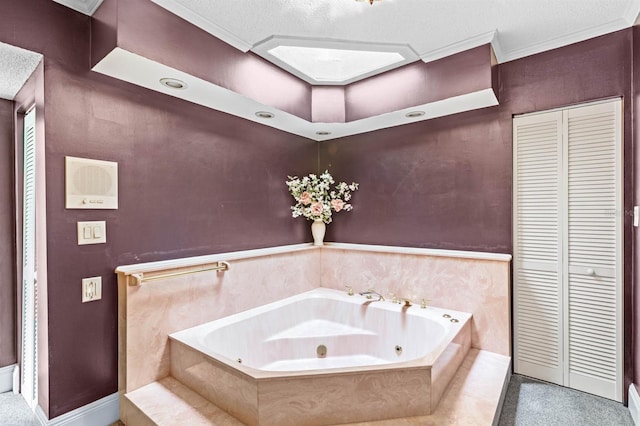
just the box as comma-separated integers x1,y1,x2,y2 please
128,261,230,286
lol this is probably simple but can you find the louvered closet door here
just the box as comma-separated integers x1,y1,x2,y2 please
514,99,623,402
513,110,564,385
564,100,622,401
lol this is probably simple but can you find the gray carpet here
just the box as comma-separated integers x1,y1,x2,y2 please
499,375,634,426
0,392,37,426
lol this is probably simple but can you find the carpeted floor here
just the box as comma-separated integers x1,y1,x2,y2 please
1,376,636,425
0,392,37,426
498,374,634,426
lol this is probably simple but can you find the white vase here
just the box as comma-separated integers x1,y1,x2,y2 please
311,219,326,246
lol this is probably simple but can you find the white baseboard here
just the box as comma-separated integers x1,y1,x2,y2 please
0,364,16,393
629,384,640,425
35,392,119,426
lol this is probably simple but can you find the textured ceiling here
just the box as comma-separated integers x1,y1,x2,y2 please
150,0,640,63
51,0,103,15
0,42,42,101
46,0,640,65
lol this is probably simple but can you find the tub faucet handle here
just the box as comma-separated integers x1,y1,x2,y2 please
394,296,414,307
345,286,354,296
400,298,412,307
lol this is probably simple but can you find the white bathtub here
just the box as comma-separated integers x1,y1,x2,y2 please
169,288,471,425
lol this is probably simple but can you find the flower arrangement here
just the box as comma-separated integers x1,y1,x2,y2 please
286,170,359,224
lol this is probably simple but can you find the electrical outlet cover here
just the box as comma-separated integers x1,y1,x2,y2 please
82,276,102,302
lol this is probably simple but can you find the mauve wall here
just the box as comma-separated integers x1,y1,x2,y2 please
0,99,15,368
345,44,495,122
320,29,634,389
2,0,316,418
94,0,312,121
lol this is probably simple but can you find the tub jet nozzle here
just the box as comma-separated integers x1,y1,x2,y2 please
317,344,327,358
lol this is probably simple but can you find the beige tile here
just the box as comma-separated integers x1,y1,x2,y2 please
122,350,509,426
170,341,258,425
125,377,245,426
430,320,471,410
117,246,510,425
320,249,510,355
259,368,432,426
341,350,510,426
119,249,321,393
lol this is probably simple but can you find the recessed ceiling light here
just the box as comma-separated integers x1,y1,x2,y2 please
255,111,274,119
160,78,187,90
405,111,425,118
316,131,331,136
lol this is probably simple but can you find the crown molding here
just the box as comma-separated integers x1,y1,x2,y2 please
150,0,253,52
499,16,638,63
623,0,640,26
52,0,103,15
418,30,498,63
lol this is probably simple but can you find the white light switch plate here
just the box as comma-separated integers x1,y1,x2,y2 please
77,221,106,245
82,276,102,303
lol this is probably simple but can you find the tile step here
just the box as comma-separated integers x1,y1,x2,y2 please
122,349,510,425
123,376,245,426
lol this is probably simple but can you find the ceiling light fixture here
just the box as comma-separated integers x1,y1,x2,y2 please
356,0,381,4
255,111,274,119
159,78,187,90
405,111,426,118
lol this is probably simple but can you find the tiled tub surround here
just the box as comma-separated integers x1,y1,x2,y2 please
115,244,321,395
115,243,511,424
321,244,512,356
169,288,472,425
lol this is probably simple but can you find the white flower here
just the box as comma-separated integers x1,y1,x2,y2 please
285,170,359,224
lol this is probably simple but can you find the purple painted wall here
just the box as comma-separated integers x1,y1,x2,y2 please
93,0,313,121
0,99,16,368
345,44,496,121
2,0,316,418
321,29,634,391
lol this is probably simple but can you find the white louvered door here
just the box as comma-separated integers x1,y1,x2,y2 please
514,99,622,402
564,102,622,400
513,110,564,385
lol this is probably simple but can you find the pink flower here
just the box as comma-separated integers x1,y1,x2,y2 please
311,202,323,216
331,199,344,212
299,191,312,205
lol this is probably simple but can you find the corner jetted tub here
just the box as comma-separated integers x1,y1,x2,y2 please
169,288,471,426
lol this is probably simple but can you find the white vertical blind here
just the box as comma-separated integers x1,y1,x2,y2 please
21,108,37,409
514,99,622,402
